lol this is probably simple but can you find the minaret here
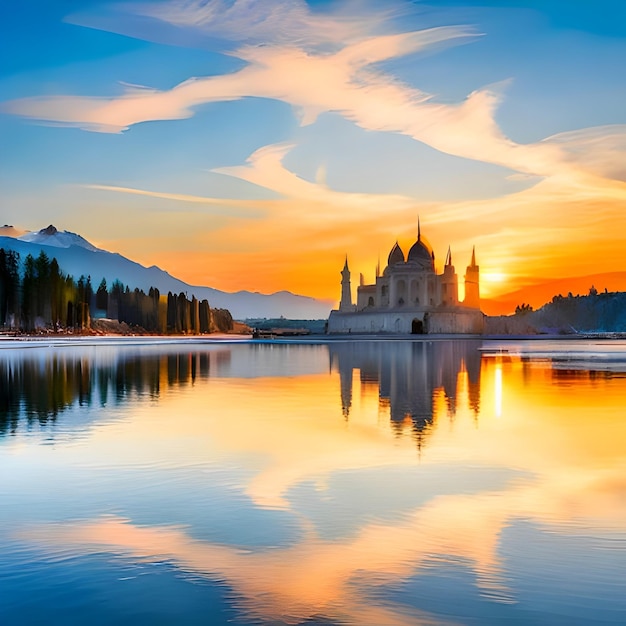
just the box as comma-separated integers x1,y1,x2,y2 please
339,256,354,312
441,245,458,306
464,247,480,309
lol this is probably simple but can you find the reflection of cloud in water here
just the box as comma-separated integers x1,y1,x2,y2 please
16,495,508,626
17,448,626,626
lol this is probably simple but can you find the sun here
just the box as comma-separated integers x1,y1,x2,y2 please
480,271,509,298
482,272,507,284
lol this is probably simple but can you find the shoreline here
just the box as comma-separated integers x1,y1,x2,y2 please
2,331,626,350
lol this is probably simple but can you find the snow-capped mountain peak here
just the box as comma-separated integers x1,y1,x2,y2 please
18,225,101,251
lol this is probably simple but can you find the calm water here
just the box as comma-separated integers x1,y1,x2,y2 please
1,337,625,625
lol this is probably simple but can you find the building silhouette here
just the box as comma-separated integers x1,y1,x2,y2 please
329,222,484,334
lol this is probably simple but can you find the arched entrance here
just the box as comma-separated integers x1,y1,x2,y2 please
411,318,424,334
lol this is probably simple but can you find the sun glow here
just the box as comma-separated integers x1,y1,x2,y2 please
483,272,507,284
478,271,510,298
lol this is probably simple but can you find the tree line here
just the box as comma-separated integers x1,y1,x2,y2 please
511,286,626,333
0,248,233,334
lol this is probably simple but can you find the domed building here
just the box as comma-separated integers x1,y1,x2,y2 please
328,223,483,334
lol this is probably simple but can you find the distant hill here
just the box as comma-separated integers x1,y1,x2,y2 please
485,290,626,335
0,226,333,320
482,272,626,316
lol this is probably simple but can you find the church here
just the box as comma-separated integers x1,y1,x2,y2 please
327,222,484,334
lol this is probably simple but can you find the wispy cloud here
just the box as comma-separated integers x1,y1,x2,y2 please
84,183,266,217
5,0,623,187
541,124,626,183
0,24,477,132
126,0,394,48
212,142,420,213
1,3,485,153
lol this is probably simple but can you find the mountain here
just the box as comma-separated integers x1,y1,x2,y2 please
18,224,101,252
482,272,626,316
0,226,333,320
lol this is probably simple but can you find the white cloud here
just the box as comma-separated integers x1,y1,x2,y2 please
541,125,626,183
212,142,419,214
3,0,625,189
127,0,390,48
84,183,265,217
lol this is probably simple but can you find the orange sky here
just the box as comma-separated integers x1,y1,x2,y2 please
87,169,626,303
2,1,626,304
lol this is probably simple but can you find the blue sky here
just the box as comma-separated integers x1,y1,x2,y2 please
1,0,625,299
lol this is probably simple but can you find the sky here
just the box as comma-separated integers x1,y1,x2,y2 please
1,0,626,302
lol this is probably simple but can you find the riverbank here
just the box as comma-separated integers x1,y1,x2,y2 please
0,317,251,337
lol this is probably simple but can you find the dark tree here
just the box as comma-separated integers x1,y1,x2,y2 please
0,249,20,327
96,278,108,311
22,254,36,330
49,258,63,329
514,303,533,316
199,299,210,333
35,250,52,324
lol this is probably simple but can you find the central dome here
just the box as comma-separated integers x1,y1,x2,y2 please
407,236,433,264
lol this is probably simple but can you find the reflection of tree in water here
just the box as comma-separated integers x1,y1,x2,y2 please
329,340,482,448
0,349,230,436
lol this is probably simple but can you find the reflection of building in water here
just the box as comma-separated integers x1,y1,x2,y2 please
330,340,482,446
328,222,484,334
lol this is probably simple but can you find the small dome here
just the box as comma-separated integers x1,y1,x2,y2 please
387,241,405,266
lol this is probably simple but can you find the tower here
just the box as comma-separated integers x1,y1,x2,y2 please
441,246,458,306
464,247,480,309
339,256,354,312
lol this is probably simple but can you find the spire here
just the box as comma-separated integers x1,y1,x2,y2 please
445,245,452,267
464,246,480,309
340,255,353,311
376,252,380,278
417,215,421,241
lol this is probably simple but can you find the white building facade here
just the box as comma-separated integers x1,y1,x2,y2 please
328,226,484,334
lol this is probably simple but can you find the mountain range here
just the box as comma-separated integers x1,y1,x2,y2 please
0,225,333,320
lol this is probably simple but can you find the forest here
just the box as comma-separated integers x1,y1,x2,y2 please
486,286,626,335
516,288,626,333
0,248,233,334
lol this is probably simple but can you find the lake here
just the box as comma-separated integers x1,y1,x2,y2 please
1,337,625,625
